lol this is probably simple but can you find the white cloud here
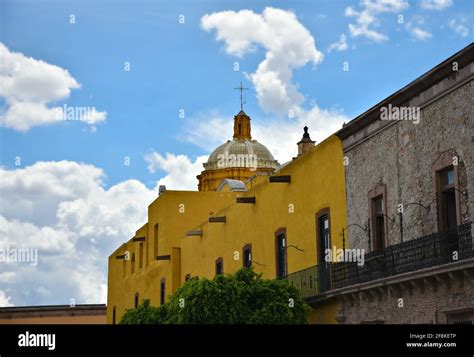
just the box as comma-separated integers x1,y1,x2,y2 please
410,27,432,40
202,7,323,115
0,43,106,131
345,0,409,42
200,7,348,164
0,161,156,306
0,216,74,253
449,19,470,37
0,272,15,283
0,290,14,307
181,111,230,151
145,152,207,191
421,0,453,10
406,17,432,41
0,161,105,226
407,25,433,40
328,34,349,52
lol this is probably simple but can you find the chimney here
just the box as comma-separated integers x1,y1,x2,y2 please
297,126,315,156
158,185,166,195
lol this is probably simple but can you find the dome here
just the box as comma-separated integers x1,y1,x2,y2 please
204,138,279,171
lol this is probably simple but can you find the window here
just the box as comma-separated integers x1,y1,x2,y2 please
185,274,191,282
316,209,330,263
215,257,223,275
154,224,159,259
134,292,139,308
369,185,387,251
372,195,386,250
139,242,144,269
433,151,461,232
131,253,135,274
242,244,252,268
275,229,287,278
437,167,457,230
160,278,166,305
112,306,116,325
316,208,331,292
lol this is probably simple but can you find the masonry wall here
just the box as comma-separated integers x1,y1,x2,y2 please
344,72,473,251
341,278,474,324
339,58,474,324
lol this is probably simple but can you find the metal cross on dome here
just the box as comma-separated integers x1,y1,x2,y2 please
234,82,249,111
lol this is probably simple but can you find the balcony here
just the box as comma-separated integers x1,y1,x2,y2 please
285,222,473,299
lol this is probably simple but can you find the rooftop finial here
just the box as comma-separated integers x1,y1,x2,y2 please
303,126,309,138
234,82,249,111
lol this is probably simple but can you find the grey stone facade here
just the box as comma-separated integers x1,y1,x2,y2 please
332,44,474,324
343,66,473,250
328,260,474,324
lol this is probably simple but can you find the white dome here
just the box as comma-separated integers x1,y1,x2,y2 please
204,139,279,170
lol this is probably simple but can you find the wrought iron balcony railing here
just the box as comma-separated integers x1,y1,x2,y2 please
331,222,473,289
285,222,473,299
285,263,331,299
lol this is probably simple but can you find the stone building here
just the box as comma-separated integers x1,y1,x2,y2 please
328,43,474,323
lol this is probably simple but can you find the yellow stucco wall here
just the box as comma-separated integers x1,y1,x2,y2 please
197,167,274,191
107,135,347,324
107,190,238,323
181,135,346,323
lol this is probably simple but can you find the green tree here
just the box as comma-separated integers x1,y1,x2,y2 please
120,268,310,324
119,299,167,324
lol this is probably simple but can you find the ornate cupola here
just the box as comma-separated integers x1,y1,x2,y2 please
297,126,316,156
196,84,280,191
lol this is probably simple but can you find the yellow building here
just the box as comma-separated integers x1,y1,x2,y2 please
197,110,279,191
107,110,347,324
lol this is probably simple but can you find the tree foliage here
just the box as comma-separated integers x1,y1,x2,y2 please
120,268,310,324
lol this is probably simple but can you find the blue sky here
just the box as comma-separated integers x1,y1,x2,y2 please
2,0,472,188
0,0,472,306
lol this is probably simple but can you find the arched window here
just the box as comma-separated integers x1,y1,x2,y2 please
154,223,159,260
275,228,287,278
131,253,135,274
160,278,166,305
139,242,144,269
215,257,224,275
242,244,252,268
134,292,139,308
